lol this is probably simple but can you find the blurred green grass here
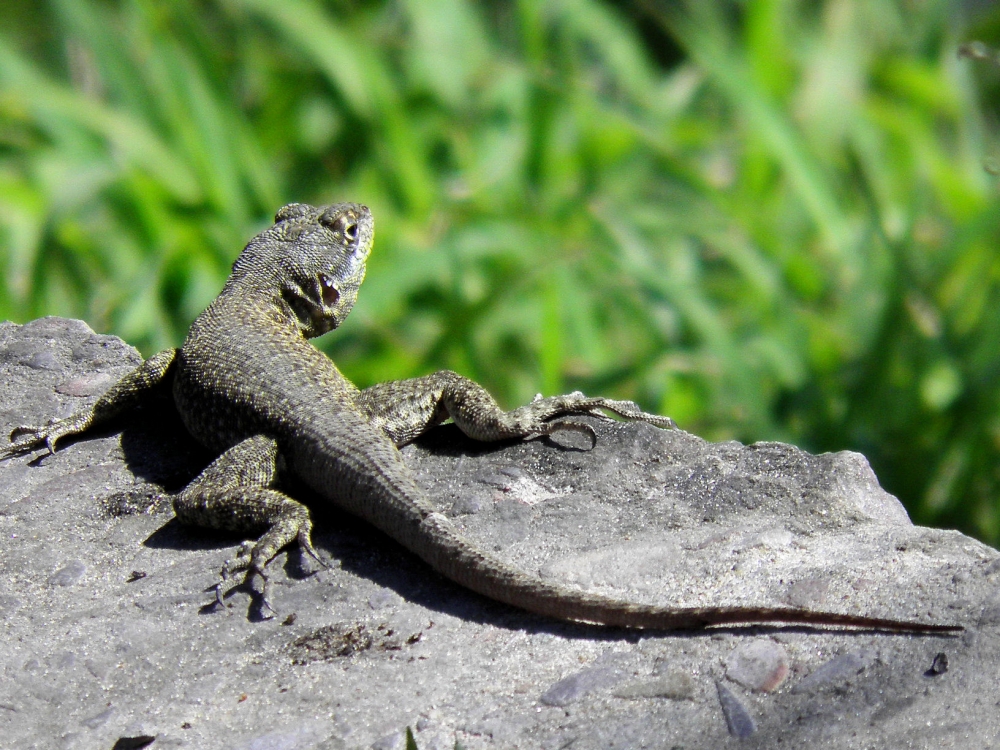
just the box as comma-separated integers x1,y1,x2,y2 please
2,0,1000,543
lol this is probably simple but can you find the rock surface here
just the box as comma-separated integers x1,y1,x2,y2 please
0,317,997,749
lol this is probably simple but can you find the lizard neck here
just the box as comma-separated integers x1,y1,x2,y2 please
175,282,355,453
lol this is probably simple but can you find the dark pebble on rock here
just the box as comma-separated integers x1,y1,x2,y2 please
925,652,948,677
716,681,756,738
27,351,60,371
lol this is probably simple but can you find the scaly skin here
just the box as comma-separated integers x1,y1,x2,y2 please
0,202,961,633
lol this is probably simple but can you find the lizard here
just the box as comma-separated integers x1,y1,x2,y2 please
0,202,961,633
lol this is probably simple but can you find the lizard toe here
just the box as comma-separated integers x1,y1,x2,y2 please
528,419,597,449
249,569,278,620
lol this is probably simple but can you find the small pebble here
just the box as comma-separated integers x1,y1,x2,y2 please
725,639,789,692
540,666,623,707
26,351,60,370
925,652,948,677
55,373,114,397
791,653,866,693
613,673,694,701
716,681,756,738
48,560,86,586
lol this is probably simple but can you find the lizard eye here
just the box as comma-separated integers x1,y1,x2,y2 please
319,274,340,307
318,207,359,241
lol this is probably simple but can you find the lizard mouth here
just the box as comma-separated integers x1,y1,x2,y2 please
319,273,340,307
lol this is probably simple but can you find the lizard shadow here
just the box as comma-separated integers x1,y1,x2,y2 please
117,391,214,489
402,421,596,457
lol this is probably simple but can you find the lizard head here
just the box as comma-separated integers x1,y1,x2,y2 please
232,202,375,337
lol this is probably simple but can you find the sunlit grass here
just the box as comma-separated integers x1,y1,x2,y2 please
1,0,999,543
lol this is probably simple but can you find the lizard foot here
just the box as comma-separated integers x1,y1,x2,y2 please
0,416,91,461
516,392,676,438
583,398,677,430
212,528,330,617
543,393,677,430
0,423,54,460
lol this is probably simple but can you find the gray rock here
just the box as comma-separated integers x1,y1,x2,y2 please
369,729,407,750
786,577,830,608
1,317,999,749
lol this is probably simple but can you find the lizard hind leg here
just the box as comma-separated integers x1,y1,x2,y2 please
172,434,326,618
355,371,675,448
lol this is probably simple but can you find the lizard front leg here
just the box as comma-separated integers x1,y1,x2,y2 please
0,348,178,460
354,369,675,447
172,434,324,616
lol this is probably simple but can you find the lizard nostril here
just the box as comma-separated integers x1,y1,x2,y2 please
344,222,358,241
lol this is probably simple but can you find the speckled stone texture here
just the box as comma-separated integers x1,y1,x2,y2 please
0,317,997,750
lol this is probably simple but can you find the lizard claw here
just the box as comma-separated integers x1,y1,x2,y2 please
213,579,229,610
213,561,277,620
250,569,278,620
297,528,331,572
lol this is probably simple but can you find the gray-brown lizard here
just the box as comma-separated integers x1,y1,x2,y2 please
0,202,960,632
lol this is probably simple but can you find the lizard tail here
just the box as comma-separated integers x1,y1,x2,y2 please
415,513,961,633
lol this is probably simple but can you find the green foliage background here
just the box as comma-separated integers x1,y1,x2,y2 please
2,0,1000,542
